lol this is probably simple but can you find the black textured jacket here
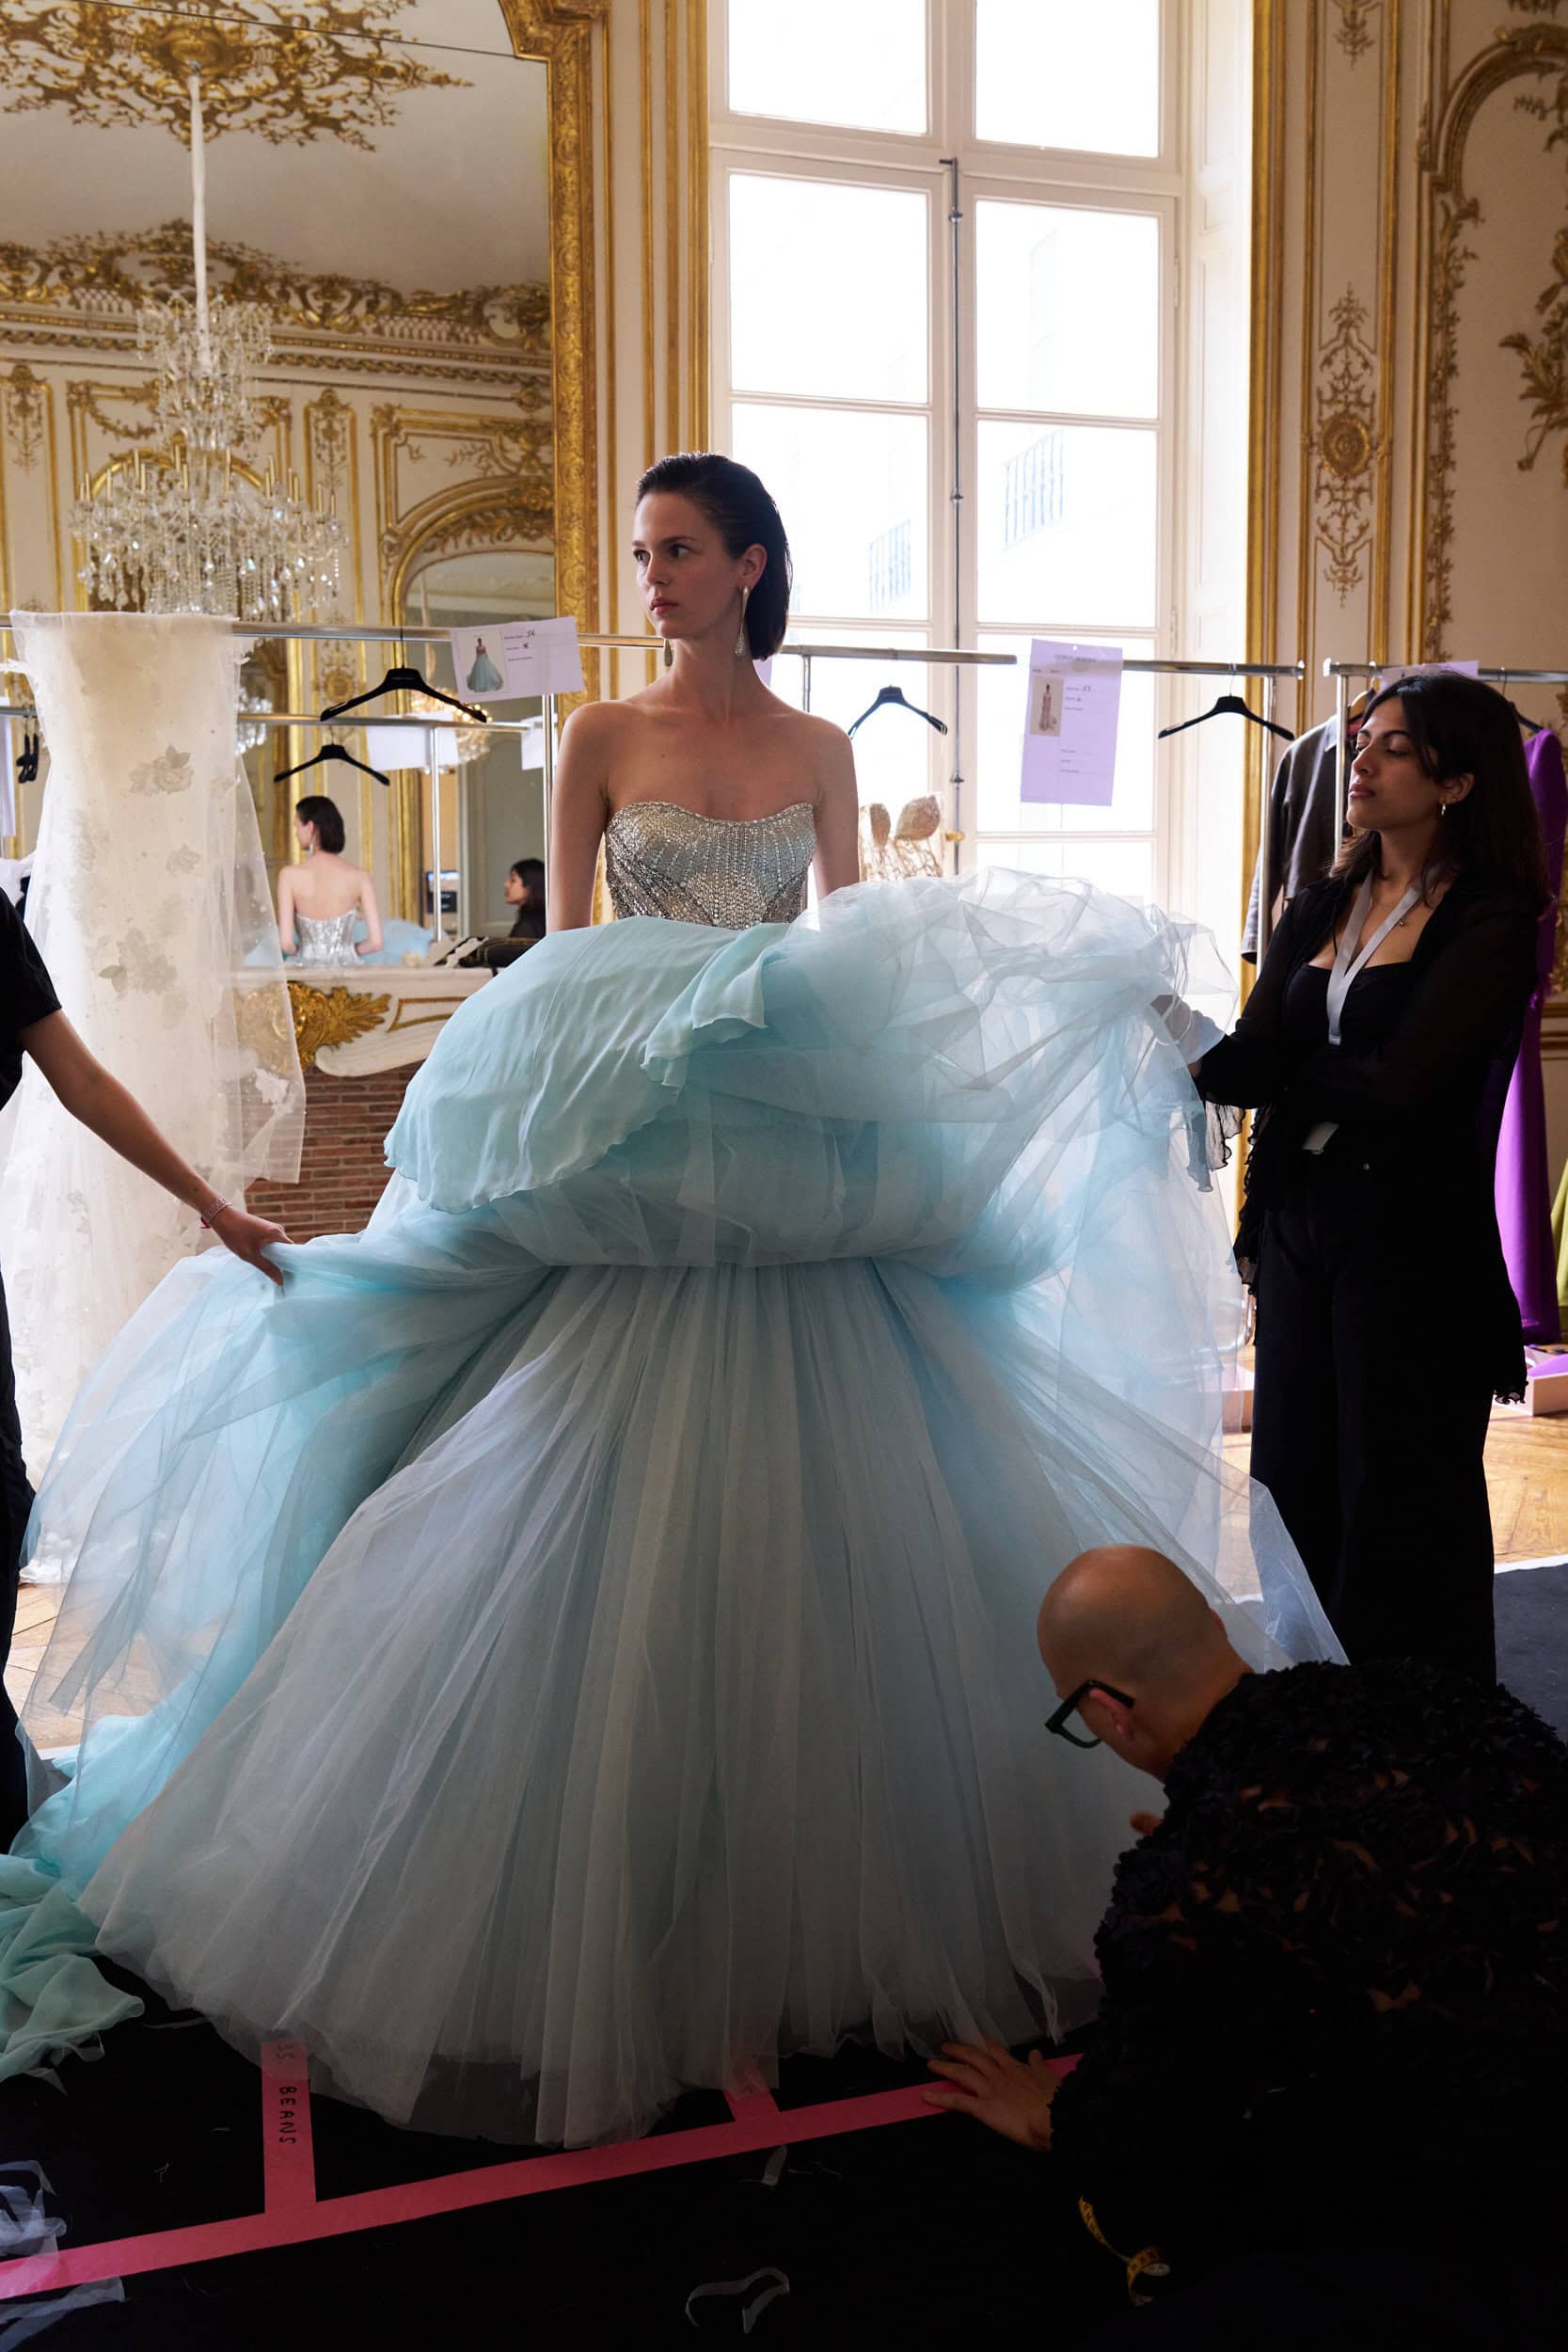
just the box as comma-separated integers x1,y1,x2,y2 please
1050,1661,1568,2262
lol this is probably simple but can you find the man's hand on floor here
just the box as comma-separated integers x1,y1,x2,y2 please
923,2040,1060,2151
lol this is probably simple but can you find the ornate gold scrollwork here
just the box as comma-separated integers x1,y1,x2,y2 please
285,981,390,1072
1313,289,1382,601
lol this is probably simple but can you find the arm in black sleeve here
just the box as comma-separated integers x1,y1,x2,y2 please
0,889,60,1040
1048,1799,1297,2247
1189,889,1318,1108
1295,897,1535,1124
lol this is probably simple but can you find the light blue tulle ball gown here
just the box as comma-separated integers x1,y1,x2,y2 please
0,797,1338,2145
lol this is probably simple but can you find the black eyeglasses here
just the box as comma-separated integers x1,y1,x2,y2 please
1045,1679,1135,1749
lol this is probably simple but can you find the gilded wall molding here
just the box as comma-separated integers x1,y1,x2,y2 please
1312,286,1382,599
371,403,554,613
1331,2,1382,65
500,1,610,696
0,1,466,142
1415,24,1568,655
1502,227,1568,485
0,223,548,373
0,359,45,469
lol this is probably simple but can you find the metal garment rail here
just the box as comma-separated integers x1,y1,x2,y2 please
2,619,1305,914
1323,659,1568,838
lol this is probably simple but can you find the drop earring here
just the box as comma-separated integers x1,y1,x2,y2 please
734,584,751,660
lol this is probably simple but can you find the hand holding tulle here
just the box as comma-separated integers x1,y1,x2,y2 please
209,1205,291,1288
923,2040,1060,2150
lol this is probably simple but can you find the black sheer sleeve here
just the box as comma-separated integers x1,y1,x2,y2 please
1293,891,1536,1124
1048,1664,1568,2260
1048,1806,1289,2249
1189,889,1324,1109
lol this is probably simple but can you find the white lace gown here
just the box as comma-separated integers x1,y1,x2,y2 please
0,614,302,1483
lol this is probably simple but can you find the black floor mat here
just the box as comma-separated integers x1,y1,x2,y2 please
0,2020,1115,2352
1496,1558,1568,1740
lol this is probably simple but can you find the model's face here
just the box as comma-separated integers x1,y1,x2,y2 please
631,492,762,644
1348,698,1469,832
504,869,526,904
294,817,315,852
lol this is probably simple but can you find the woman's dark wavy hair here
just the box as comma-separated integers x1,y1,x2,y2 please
1333,671,1548,911
635,452,793,658
295,793,345,855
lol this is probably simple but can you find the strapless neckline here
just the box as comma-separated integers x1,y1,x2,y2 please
603,797,816,927
608,800,814,829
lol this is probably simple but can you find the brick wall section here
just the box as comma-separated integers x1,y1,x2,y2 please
248,1066,414,1241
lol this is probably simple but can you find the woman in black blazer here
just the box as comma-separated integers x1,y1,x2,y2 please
1194,673,1547,1681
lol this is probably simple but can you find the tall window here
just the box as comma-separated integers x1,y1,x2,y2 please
714,0,1180,903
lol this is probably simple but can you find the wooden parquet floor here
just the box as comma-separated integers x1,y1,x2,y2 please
1222,1402,1568,1565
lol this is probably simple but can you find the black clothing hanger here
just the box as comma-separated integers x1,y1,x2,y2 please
320,654,489,728
1508,700,1549,735
1158,692,1294,746
847,684,947,739
16,725,39,785
274,739,390,788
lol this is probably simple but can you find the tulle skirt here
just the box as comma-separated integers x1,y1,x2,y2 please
0,871,1338,2144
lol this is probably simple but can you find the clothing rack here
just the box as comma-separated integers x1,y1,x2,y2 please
1323,660,1568,841
2,618,1305,936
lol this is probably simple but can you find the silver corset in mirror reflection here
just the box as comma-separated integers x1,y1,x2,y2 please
604,800,816,928
291,909,362,966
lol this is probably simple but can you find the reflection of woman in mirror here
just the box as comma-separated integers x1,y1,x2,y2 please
504,855,546,942
4,454,1329,2158
466,637,505,696
277,794,383,965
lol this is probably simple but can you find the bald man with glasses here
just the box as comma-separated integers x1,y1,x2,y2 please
925,1546,1566,2350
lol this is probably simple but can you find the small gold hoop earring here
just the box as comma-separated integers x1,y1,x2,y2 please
735,585,751,660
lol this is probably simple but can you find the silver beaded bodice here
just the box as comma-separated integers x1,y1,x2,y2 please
292,908,361,965
604,800,816,928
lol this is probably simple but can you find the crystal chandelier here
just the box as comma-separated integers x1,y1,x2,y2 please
72,72,343,623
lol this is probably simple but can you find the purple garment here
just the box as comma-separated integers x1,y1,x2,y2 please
1495,730,1567,1343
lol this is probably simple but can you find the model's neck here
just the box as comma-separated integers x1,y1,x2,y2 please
668,630,766,721
1375,821,1439,895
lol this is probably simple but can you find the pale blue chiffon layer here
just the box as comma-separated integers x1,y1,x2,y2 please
0,871,1338,2142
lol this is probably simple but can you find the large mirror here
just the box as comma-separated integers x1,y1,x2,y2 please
0,0,581,941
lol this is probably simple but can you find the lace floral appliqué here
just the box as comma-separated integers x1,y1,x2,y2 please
129,746,193,796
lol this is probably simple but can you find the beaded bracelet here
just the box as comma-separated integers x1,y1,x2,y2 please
198,1198,231,1230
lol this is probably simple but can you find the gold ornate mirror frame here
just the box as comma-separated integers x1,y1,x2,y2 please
500,0,608,656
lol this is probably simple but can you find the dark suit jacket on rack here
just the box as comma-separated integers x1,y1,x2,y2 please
1242,717,1340,961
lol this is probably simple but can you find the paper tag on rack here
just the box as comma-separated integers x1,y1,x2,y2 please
365,724,419,770
520,716,547,769
498,617,584,697
1021,640,1123,806
1373,657,1479,689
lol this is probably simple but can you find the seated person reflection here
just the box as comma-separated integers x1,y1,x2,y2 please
504,856,546,943
926,1545,1566,2349
277,795,383,966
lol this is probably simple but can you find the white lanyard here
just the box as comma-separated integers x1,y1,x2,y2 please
1324,875,1420,1046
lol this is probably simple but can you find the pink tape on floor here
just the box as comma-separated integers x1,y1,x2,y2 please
0,2056,1077,2300
260,2039,315,2211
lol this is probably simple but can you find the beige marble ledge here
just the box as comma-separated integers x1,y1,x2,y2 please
283,962,490,1076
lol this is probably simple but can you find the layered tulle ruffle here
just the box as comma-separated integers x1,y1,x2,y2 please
0,870,1338,2143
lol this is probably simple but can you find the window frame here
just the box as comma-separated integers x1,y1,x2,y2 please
711,1,1185,899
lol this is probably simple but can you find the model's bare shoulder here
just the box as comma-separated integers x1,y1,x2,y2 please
797,709,852,755
560,696,634,745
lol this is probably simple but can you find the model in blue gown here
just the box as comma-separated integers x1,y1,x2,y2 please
465,640,505,696
0,803,1337,2145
